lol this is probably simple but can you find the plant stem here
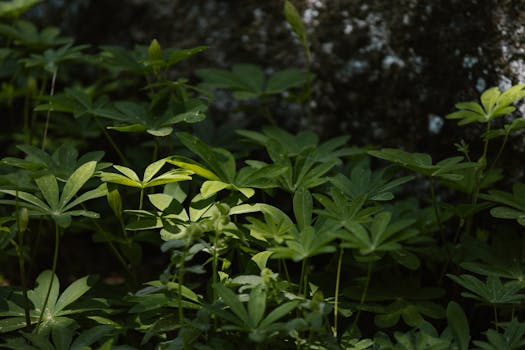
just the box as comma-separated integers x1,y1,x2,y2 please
429,177,452,284
429,177,445,239
153,137,160,162
95,117,129,165
333,247,344,337
139,188,144,211
89,217,135,284
35,223,60,333
350,261,373,335
303,45,313,129
465,122,492,236
41,70,57,151
212,231,220,302
281,259,291,284
489,132,509,173
178,248,187,328
14,195,31,328
298,258,308,296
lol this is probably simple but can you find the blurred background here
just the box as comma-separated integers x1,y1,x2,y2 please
26,0,525,166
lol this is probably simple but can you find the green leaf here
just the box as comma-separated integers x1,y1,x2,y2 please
214,283,250,324
293,187,312,230
70,325,114,350
251,251,274,272
143,159,167,183
147,126,173,137
107,186,122,218
0,316,28,333
54,275,93,314
176,132,233,181
59,161,97,208
284,1,307,47
28,270,60,315
200,180,230,199
480,87,500,113
448,274,525,304
266,68,306,94
232,64,265,94
35,175,59,210
248,285,266,327
167,156,220,181
259,300,300,328
62,183,107,212
446,301,470,350
0,0,42,18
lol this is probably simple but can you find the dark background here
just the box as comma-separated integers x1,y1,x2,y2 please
29,0,525,168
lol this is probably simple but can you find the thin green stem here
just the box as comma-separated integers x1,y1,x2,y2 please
153,137,160,162
298,258,308,296
429,177,446,241
489,132,509,173
35,223,60,333
84,214,135,286
429,177,452,284
465,122,492,236
439,218,464,283
303,45,313,129
350,261,373,335
139,188,144,211
41,70,57,151
178,248,188,328
94,117,129,165
333,247,344,337
212,231,220,302
281,259,291,284
15,195,31,328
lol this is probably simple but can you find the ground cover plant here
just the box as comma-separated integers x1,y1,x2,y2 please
1,1,525,349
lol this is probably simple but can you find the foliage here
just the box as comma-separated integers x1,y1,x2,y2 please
1,2,525,349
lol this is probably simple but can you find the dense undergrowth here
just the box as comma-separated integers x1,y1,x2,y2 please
1,1,525,349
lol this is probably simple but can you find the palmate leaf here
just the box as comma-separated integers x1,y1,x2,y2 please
102,98,207,137
368,148,477,181
340,211,417,256
213,283,299,342
238,127,359,192
373,300,445,328
100,158,193,190
447,84,525,125
448,274,525,305
1,143,108,180
473,318,525,350
0,271,96,335
0,0,42,18
332,160,414,201
0,19,68,49
375,323,452,350
480,183,525,226
244,204,296,243
34,87,116,122
196,64,308,99
270,226,336,262
171,133,284,198
21,43,89,74
0,161,106,227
